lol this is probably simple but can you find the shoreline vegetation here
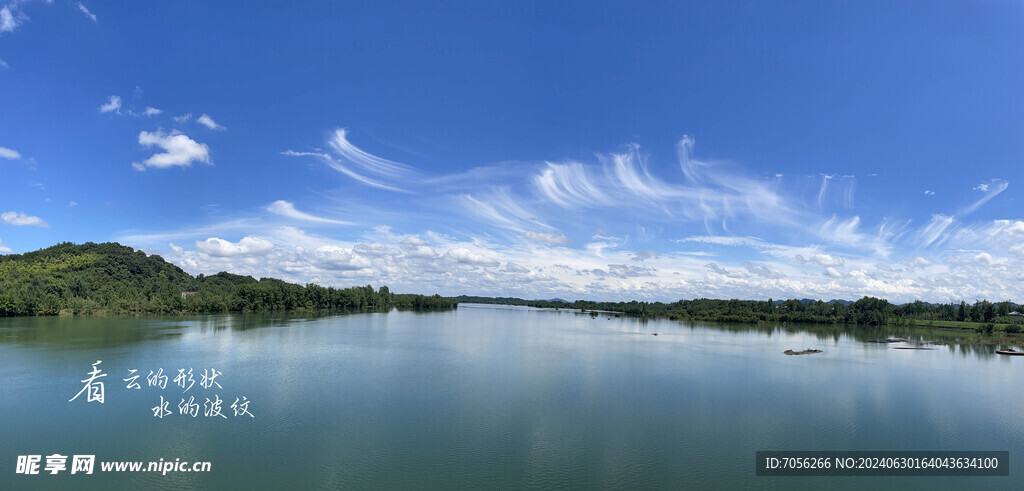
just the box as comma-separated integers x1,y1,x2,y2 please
456,296,1024,329
454,296,1024,346
0,242,457,316
1,242,1022,347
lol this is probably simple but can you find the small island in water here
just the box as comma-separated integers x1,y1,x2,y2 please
783,349,823,355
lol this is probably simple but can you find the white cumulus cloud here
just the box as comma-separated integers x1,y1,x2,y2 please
446,247,499,267
909,257,932,268
524,231,571,245
0,146,21,160
1,211,48,227
99,95,121,113
315,246,372,271
1006,221,1024,238
1,5,20,34
194,236,273,257
132,130,211,171
197,114,225,130
796,253,845,267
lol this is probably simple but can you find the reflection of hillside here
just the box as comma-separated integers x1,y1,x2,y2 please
2,310,1015,361
0,313,304,350
679,320,1006,359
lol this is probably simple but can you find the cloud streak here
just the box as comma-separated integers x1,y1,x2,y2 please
266,200,353,225
119,127,1024,304
533,162,610,208
76,3,97,23
313,128,419,192
960,180,1008,216
197,114,225,131
284,131,416,193
0,146,20,160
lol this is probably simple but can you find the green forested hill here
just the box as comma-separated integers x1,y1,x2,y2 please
0,242,456,316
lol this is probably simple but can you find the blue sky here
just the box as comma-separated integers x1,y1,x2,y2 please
1,1,1022,303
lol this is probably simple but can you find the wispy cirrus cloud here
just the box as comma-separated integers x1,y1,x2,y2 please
816,174,834,207
322,128,419,192
76,3,96,23
916,214,955,248
266,200,353,225
533,162,610,209
960,179,1008,216
817,215,893,257
130,126,1024,303
464,188,556,233
284,130,417,193
288,130,805,243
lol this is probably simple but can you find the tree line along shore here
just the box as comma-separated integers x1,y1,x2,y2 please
1,242,1022,339
456,295,1024,335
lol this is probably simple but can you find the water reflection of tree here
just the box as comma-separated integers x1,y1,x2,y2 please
682,321,1007,356
0,313,303,350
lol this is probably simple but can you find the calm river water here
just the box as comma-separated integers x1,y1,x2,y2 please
2,304,1021,489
